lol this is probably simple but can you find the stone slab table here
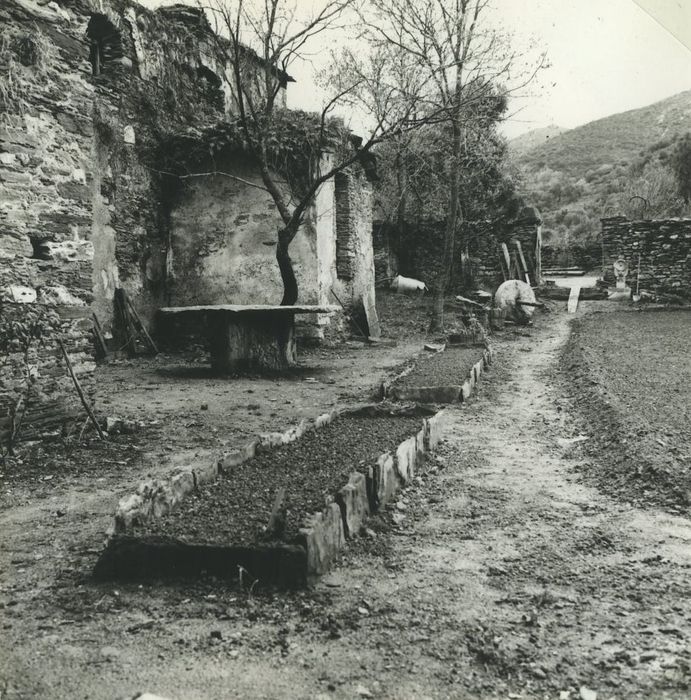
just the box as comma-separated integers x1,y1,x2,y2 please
158,304,339,372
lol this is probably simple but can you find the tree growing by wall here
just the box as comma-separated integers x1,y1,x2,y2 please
333,0,544,330
374,89,523,228
199,0,422,306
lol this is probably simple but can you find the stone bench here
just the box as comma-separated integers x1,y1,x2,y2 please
158,304,339,372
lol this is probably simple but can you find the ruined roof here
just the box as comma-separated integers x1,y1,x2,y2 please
155,4,295,86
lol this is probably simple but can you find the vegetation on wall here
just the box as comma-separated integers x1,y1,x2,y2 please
0,28,54,116
154,109,350,199
0,305,61,455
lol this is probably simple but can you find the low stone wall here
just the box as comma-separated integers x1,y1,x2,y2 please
542,243,601,272
601,216,691,296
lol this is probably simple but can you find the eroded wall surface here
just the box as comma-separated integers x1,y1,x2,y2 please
0,0,240,439
333,168,380,336
0,0,376,441
1,0,99,442
168,158,320,308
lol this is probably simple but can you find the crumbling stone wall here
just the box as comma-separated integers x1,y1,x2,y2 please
332,168,379,335
0,1,99,442
1,0,377,441
601,216,691,296
167,157,378,339
168,155,320,308
376,209,542,293
0,0,289,440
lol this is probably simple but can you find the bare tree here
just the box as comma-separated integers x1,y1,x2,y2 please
343,0,544,330
200,0,421,305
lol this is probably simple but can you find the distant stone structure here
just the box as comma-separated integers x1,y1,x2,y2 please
0,0,378,442
600,216,691,296
373,206,543,291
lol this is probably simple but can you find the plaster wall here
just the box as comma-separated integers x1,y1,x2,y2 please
168,158,320,308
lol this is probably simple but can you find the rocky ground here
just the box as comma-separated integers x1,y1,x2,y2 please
1,302,691,699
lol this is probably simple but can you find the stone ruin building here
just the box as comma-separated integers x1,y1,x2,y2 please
374,206,543,290
0,0,379,444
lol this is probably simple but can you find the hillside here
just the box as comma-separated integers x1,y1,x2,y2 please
508,125,568,159
510,90,691,252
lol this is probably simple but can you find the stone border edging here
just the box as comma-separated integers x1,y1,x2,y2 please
97,345,494,587
388,345,493,403
109,407,346,536
96,407,447,587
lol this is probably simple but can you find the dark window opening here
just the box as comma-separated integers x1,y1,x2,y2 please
29,236,50,261
15,36,38,67
197,66,224,111
87,14,123,77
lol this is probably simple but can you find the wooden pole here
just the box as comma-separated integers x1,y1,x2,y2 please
114,288,137,357
125,296,159,355
57,338,106,441
498,255,508,281
262,487,286,540
501,243,512,279
515,241,532,286
92,312,108,360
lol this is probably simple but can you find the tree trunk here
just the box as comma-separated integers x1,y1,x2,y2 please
429,122,462,333
277,226,298,306
395,143,407,229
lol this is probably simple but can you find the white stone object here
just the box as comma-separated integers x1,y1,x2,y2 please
494,279,537,320
613,257,629,290
10,285,37,303
391,275,428,293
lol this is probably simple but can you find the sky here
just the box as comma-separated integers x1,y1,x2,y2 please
491,0,691,138
139,0,691,139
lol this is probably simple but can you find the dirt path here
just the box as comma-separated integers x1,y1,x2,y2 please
2,312,690,699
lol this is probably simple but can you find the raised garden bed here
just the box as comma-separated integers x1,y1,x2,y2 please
388,345,490,403
95,405,445,588
144,413,423,543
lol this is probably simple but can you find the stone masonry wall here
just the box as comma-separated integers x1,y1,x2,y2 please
1,0,375,440
378,215,541,293
0,0,286,441
332,168,379,335
0,0,99,443
168,155,320,308
601,216,691,296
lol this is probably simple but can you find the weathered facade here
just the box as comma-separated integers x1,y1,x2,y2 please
0,0,378,442
601,216,691,296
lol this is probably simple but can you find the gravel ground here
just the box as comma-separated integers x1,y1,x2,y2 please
395,346,484,389
5,308,691,699
561,309,691,513
143,415,424,544
0,430,148,485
